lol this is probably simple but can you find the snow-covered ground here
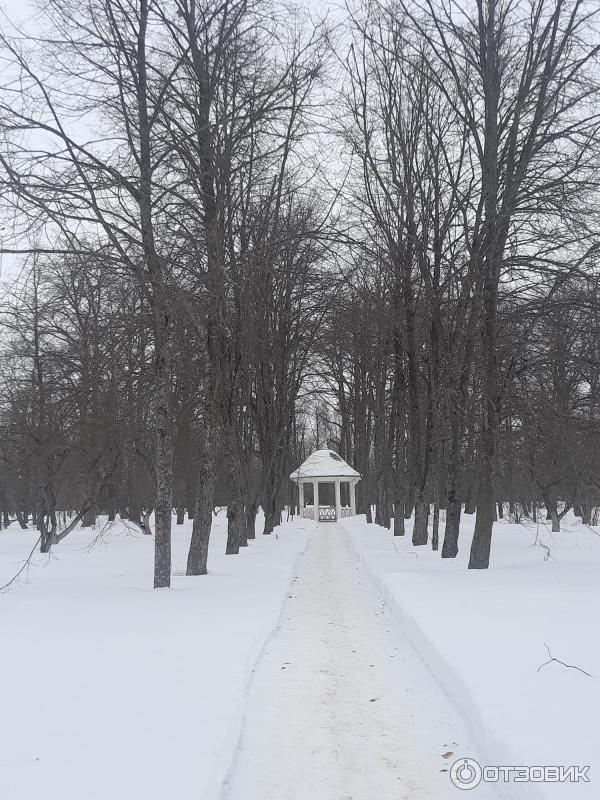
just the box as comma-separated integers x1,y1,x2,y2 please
2,510,597,800
342,512,600,800
0,512,312,800
223,523,497,800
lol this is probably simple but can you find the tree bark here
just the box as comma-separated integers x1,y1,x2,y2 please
245,501,258,541
186,422,216,576
412,499,429,545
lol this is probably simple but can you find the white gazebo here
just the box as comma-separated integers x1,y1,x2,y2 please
290,449,361,522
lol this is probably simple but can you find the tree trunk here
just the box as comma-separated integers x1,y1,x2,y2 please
237,502,248,548
227,500,244,553
393,498,405,536
469,437,495,569
412,499,429,546
469,263,499,570
82,508,96,528
544,495,560,532
442,487,461,558
142,509,153,535
582,504,591,525
226,446,244,553
15,511,29,530
432,499,440,551
153,307,173,587
40,524,52,553
187,423,216,576
245,501,258,541
39,510,57,554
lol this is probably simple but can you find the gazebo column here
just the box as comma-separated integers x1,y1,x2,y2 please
334,479,342,521
298,482,305,517
313,481,319,522
350,480,357,516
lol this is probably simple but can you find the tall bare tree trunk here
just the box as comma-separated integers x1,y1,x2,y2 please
152,304,173,587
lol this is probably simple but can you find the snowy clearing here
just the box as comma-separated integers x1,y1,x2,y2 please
343,513,600,800
0,514,311,800
1,511,598,800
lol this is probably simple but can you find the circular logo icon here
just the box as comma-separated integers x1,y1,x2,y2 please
450,758,483,790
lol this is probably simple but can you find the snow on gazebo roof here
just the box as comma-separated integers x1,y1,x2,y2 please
290,449,360,481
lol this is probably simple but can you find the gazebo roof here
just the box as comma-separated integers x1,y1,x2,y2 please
290,449,360,481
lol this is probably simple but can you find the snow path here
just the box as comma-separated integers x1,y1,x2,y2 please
222,523,495,800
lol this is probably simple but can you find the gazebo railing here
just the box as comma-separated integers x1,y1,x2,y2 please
300,505,354,520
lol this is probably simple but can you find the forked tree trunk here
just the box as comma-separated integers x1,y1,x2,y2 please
142,509,153,535
544,495,569,533
39,525,53,553
39,509,57,554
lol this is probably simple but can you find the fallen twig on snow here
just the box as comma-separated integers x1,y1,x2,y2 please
537,542,552,561
537,643,594,678
0,534,42,592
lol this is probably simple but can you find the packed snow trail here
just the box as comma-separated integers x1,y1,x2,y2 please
221,523,496,800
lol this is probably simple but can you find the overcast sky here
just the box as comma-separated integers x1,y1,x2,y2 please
0,0,346,284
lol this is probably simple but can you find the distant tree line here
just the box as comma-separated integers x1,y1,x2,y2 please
1,0,600,580
0,0,332,585
319,0,600,565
